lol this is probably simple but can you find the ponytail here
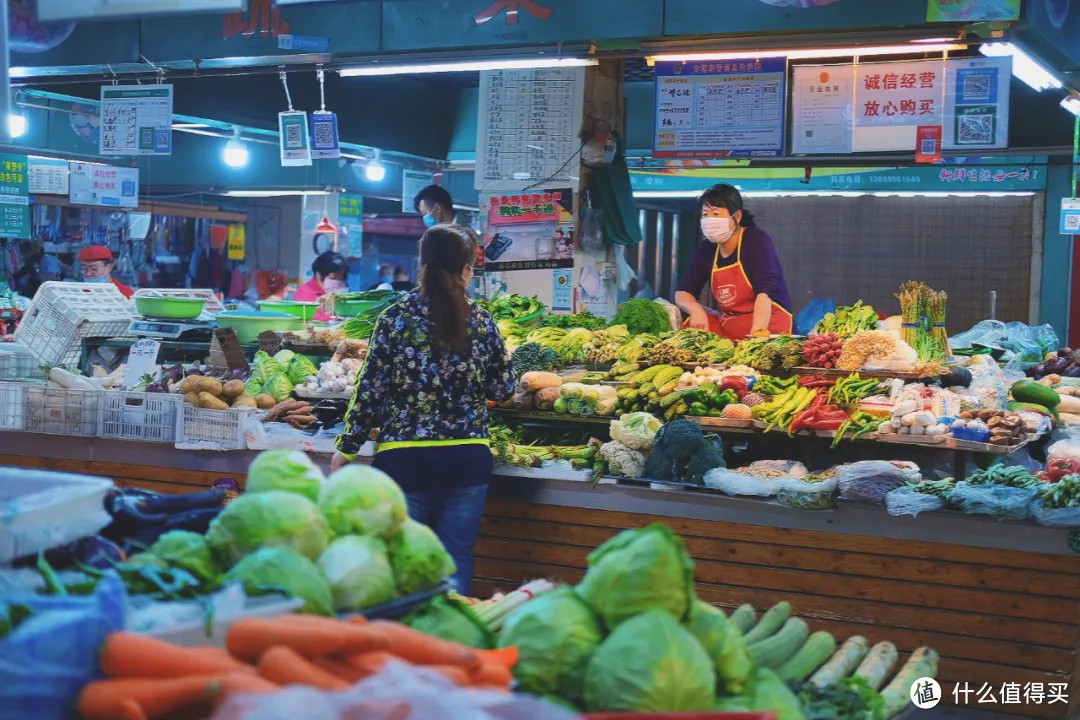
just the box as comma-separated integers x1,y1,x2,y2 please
417,225,477,353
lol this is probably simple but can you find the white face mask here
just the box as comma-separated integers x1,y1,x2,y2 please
701,216,735,244
322,277,347,294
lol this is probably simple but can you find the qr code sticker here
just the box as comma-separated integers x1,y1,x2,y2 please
1067,215,1080,232
285,123,303,148
958,113,994,144
920,138,938,155
313,120,335,148
961,73,992,102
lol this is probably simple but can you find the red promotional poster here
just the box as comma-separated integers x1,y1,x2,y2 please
915,125,943,163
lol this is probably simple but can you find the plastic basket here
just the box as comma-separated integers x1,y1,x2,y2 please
0,380,28,430
144,594,304,649
0,343,44,380
14,281,134,367
176,403,258,450
98,391,183,443
0,466,114,563
23,384,101,436
132,288,225,318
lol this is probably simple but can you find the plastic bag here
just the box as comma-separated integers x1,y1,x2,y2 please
835,461,921,505
0,574,125,720
886,487,945,517
614,247,637,292
1048,428,1080,464
949,481,1037,520
1033,323,1061,356
775,474,838,509
580,192,604,254
948,319,1006,350
703,468,779,496
966,356,1008,409
1029,498,1080,527
795,297,835,336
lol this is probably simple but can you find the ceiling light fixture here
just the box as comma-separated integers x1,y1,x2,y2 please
364,157,387,182
340,56,597,77
1062,94,1080,116
222,127,249,168
648,41,966,64
7,114,27,139
979,42,1062,91
220,190,330,198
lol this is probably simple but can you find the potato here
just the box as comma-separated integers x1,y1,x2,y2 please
255,393,276,410
232,393,258,408
196,377,223,396
183,391,200,407
180,375,203,394
221,379,245,399
198,392,229,411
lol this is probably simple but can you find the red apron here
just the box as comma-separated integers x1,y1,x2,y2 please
700,228,792,340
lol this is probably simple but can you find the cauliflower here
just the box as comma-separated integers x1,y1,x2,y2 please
610,412,662,452
599,441,646,479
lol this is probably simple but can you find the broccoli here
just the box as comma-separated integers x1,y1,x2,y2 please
643,419,726,485
511,342,557,375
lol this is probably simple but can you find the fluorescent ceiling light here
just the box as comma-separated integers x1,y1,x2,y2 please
340,57,597,77
649,42,966,63
1062,95,1080,117
633,189,1035,199
980,42,1062,91
221,190,330,198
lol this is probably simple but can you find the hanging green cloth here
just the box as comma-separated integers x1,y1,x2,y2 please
586,133,642,246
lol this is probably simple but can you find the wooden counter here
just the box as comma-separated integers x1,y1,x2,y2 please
2,433,1078,719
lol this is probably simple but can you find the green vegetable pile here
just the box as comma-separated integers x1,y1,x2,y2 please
1039,473,1080,509
731,335,804,372
813,301,879,338
612,298,674,336
510,342,557,375
539,310,608,331
479,292,546,321
965,464,1041,489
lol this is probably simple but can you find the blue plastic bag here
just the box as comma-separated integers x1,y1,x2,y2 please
795,297,835,335
0,573,125,720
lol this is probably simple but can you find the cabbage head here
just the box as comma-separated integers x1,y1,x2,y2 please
288,354,318,385
263,373,295,403
499,587,602,703
146,530,222,587
318,465,407,538
318,535,398,611
246,449,325,501
685,600,753,695
584,609,715,712
575,523,695,629
403,595,496,649
715,667,806,720
273,349,296,366
386,518,455,595
225,546,333,616
206,490,329,566
250,350,282,384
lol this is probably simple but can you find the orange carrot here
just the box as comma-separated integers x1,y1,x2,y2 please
426,665,472,686
210,672,280,710
256,646,350,691
273,613,365,630
100,633,249,678
186,647,256,673
367,620,480,670
227,618,388,662
472,662,513,688
476,646,519,670
343,650,395,678
77,676,221,720
310,656,364,684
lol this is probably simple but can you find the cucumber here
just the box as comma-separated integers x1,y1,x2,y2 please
777,630,837,682
881,647,939,718
1011,379,1060,408
853,641,899,691
810,635,870,688
747,617,809,668
730,603,756,633
744,601,792,644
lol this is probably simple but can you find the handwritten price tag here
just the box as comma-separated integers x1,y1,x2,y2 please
123,338,161,388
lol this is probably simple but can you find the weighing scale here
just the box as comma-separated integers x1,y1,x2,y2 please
128,316,215,340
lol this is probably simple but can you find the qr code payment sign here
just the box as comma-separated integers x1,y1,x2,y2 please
961,73,992,102
956,106,996,146
313,120,335,148
285,123,303,149
1066,215,1080,233
920,138,938,156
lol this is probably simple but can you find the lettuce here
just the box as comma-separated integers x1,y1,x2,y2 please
318,535,398,612
146,530,222,587
250,351,282,384
386,518,455,595
317,465,407,538
246,449,325,501
288,354,318,385
403,595,496,649
206,490,329,567
685,600,753,694
263,373,295,403
225,546,333,616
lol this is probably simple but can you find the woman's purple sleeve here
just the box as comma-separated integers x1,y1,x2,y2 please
741,228,783,298
676,240,715,296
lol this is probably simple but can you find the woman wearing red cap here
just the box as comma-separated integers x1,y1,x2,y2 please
78,246,134,299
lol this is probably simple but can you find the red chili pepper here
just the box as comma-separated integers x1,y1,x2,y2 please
807,417,846,431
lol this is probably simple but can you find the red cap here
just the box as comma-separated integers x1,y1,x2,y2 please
78,246,114,262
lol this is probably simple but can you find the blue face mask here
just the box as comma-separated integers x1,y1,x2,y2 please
380,275,393,285
83,275,109,284
422,212,437,228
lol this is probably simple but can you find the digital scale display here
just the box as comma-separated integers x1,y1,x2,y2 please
129,319,211,340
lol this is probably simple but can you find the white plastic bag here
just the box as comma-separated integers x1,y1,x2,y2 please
703,468,780,496
1048,428,1080,464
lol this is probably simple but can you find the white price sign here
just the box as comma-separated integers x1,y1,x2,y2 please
123,339,162,388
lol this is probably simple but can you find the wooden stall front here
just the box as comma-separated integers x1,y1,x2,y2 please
3,434,1078,719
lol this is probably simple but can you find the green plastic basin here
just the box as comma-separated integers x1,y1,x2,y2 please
134,296,207,319
258,300,321,321
333,298,380,317
214,311,304,344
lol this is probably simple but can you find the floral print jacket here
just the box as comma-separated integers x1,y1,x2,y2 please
336,290,517,456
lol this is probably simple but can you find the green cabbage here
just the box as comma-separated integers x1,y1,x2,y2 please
263,373,295,403
318,465,407,538
225,546,333,616
246,449,325,501
245,379,264,396
575,523,695,629
318,535,398,611
250,350,282,384
125,553,169,570
386,518,455,595
206,490,329,567
685,599,753,694
146,530,222,587
716,667,806,720
583,609,715,712
274,349,296,366
288,354,319,385
403,595,496,649
499,587,602,703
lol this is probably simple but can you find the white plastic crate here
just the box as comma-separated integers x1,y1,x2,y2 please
176,403,259,450
0,380,28,430
15,281,134,367
0,343,44,380
23,384,101,436
142,594,304,648
98,390,183,443
0,466,114,564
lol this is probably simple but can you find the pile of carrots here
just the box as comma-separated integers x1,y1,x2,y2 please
77,614,519,720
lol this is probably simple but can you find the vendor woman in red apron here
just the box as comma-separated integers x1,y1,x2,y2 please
674,184,792,340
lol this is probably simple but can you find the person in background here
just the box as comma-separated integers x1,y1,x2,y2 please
78,246,134,299
332,224,516,594
293,251,349,322
673,183,792,341
371,263,395,291
414,184,455,228
390,266,414,292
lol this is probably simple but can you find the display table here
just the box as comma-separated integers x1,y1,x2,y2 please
2,433,1078,719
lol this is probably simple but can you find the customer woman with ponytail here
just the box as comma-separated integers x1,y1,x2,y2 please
332,224,516,594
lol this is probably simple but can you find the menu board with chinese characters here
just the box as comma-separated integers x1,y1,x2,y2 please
69,163,139,209
28,156,70,195
0,154,29,239
654,59,786,158
853,60,944,152
479,188,574,271
100,85,173,156
475,67,585,192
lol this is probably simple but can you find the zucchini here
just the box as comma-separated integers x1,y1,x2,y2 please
747,617,809,668
638,382,655,395
631,365,664,387
777,630,837,682
810,635,870,688
1011,379,1060,408
881,647,939,718
652,366,684,390
659,390,687,408
744,601,792,644
730,603,756,633
853,641,898,691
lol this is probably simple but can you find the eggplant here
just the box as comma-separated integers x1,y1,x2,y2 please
230,368,249,381
184,366,204,377
136,486,226,515
1066,365,1080,378
1047,356,1071,374
41,536,125,571
1063,347,1074,356
124,506,223,549
145,382,167,393
163,365,184,383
